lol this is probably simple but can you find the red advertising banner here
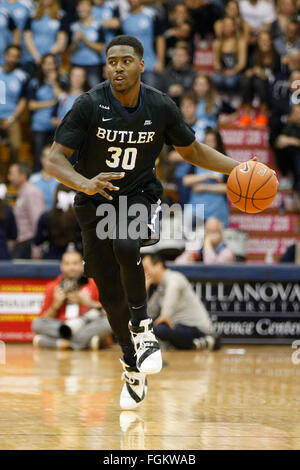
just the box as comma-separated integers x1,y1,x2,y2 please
230,213,300,233
220,128,269,147
0,278,52,342
246,236,300,256
226,148,274,166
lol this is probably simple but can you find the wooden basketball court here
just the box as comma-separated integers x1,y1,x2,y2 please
0,344,299,450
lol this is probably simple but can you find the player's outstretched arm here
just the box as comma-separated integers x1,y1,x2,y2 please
46,142,124,200
174,140,240,175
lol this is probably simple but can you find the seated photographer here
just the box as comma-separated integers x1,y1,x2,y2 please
32,250,112,350
143,253,219,351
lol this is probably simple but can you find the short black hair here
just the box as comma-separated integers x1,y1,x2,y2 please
106,35,144,58
5,44,21,55
143,253,166,268
14,162,32,179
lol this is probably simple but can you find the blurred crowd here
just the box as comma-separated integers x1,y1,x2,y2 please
1,0,300,263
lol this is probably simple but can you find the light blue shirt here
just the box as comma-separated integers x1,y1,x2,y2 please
196,100,218,128
56,92,79,120
29,172,58,211
28,78,55,131
0,7,15,65
23,13,64,62
121,8,158,72
1,1,30,63
188,166,229,227
70,20,103,66
0,66,27,118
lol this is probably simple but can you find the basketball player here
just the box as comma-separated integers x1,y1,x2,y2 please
46,35,241,410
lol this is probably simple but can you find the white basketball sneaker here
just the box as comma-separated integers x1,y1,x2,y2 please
129,318,162,375
120,359,148,410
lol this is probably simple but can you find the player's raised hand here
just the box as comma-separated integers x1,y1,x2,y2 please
84,172,125,200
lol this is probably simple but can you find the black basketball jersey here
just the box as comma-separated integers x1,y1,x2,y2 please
54,80,195,204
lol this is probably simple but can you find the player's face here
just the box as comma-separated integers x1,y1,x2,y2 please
106,45,144,94
61,253,84,279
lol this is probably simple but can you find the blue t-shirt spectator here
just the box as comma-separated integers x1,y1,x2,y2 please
196,100,218,128
29,172,59,211
174,120,206,206
188,168,229,227
1,1,30,63
23,11,68,63
0,65,28,119
70,19,105,66
1,1,29,30
27,77,56,131
0,8,17,65
92,1,119,63
121,7,164,72
54,92,78,121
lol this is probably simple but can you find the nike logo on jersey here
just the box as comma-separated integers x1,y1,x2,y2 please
137,257,142,266
144,120,152,125
99,104,110,110
102,117,112,122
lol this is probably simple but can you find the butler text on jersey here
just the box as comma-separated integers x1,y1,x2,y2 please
96,127,155,144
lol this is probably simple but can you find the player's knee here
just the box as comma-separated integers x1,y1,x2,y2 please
32,318,45,334
113,238,140,266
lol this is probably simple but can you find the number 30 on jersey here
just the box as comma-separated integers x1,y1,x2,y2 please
106,146,137,170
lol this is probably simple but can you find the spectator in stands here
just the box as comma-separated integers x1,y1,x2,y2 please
274,19,300,60
1,0,30,66
167,93,206,206
69,0,105,88
280,241,300,262
34,183,82,259
0,180,17,259
92,0,120,44
164,2,194,65
143,253,218,350
270,0,297,41
121,0,166,88
0,45,28,165
212,16,247,95
274,104,300,192
198,216,235,263
214,0,251,41
186,0,223,40
269,70,300,189
239,0,277,43
23,0,68,77
0,7,19,65
183,128,229,227
52,66,89,128
160,42,196,104
193,73,219,127
270,68,300,137
7,162,45,259
29,145,59,211
239,31,282,127
32,250,112,350
28,54,66,171
286,48,300,76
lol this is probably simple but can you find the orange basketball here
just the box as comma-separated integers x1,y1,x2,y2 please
227,161,278,213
